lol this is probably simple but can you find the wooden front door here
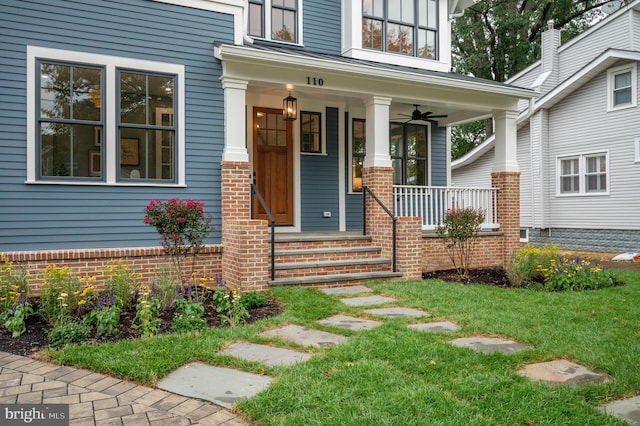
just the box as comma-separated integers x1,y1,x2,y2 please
253,107,294,225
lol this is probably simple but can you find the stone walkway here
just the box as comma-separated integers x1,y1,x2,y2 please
2,284,638,425
0,351,248,425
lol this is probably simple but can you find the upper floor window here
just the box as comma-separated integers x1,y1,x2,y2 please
28,46,185,185
558,152,608,196
608,64,637,111
362,0,438,59
249,0,300,43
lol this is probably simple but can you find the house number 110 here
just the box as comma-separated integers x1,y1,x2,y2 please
306,77,324,86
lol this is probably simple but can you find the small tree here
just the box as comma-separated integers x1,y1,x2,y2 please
435,207,485,278
144,198,213,284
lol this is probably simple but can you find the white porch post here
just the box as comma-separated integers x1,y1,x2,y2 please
363,96,392,168
492,109,519,172
220,77,249,162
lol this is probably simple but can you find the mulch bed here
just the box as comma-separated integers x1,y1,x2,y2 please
0,296,284,358
423,267,513,287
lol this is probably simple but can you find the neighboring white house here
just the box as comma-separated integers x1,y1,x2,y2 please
452,0,640,253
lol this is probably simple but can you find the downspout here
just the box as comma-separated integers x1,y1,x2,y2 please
449,0,465,19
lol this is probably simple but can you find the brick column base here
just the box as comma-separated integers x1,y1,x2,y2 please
221,161,251,221
492,171,521,267
362,166,394,260
396,216,422,279
222,219,270,292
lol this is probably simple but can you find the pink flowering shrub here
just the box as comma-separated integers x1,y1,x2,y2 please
144,198,212,283
435,207,485,277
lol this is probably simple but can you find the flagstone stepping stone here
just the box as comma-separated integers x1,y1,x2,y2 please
321,285,373,296
408,321,460,333
341,295,396,306
218,342,312,366
518,359,608,386
318,314,382,331
260,324,348,347
157,362,271,408
364,307,430,318
600,395,640,425
450,336,531,354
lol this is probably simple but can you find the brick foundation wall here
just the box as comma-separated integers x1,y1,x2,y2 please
1,246,223,295
492,171,521,267
421,233,504,272
396,216,422,279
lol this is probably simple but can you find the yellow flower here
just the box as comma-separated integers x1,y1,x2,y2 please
78,300,86,305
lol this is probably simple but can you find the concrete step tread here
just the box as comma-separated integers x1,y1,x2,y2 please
275,258,391,270
269,271,403,286
275,246,381,256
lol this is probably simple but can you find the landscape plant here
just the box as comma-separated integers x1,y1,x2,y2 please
84,287,120,338
0,259,33,337
39,265,96,326
537,256,619,291
132,283,161,337
103,259,139,309
143,198,213,285
172,283,206,333
212,277,249,327
435,207,485,277
47,320,90,348
506,243,559,286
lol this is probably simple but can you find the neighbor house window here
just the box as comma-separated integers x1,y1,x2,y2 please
28,46,184,185
351,118,429,191
558,152,608,195
362,0,438,59
608,64,637,110
248,0,300,43
300,111,322,153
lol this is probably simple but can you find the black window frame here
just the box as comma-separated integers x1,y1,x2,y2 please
300,111,322,154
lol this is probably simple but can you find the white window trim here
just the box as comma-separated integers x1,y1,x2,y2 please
27,46,185,186
519,228,529,243
556,151,609,197
341,0,452,73
607,63,637,112
249,0,303,46
635,137,640,163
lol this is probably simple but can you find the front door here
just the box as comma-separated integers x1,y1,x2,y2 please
253,107,294,225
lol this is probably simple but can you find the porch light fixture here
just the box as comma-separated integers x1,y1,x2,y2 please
283,91,297,121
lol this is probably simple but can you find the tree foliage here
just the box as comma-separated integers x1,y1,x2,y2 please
452,0,616,82
450,0,624,160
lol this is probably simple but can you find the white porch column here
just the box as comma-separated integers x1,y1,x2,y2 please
363,96,392,168
221,77,249,162
492,110,519,172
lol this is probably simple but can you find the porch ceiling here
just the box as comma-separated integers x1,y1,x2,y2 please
214,42,537,125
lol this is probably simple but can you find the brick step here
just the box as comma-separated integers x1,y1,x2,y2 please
274,258,392,279
274,232,373,250
269,271,403,287
275,246,382,261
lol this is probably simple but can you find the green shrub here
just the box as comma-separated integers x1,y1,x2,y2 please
154,265,181,310
435,207,485,277
213,285,248,327
0,259,33,337
84,288,120,338
538,256,619,291
507,244,559,287
47,320,90,348
240,291,268,310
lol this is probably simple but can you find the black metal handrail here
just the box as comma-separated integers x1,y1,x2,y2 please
362,185,397,272
250,180,276,280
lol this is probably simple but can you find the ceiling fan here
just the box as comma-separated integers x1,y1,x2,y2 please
399,105,448,122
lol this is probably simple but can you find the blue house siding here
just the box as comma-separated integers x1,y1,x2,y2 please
0,0,234,251
302,0,341,54
300,107,340,231
430,125,447,186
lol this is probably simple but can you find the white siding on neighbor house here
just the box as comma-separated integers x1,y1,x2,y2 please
557,12,633,83
451,148,493,188
633,10,640,50
545,66,640,230
516,124,533,228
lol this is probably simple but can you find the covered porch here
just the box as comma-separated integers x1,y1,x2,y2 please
214,42,534,291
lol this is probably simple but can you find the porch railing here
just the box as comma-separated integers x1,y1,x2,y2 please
393,185,500,231
250,181,276,280
362,186,397,272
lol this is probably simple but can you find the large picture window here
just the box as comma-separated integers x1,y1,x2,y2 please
557,152,608,195
248,0,299,43
28,46,184,185
362,0,438,59
351,119,429,191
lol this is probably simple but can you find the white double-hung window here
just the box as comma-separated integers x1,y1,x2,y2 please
27,46,185,185
557,152,608,196
607,63,636,111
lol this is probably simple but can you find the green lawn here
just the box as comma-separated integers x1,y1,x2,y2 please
48,271,640,425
